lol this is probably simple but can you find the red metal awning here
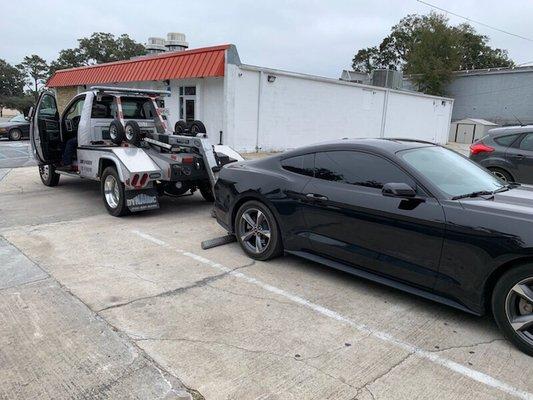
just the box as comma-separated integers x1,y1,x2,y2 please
47,44,230,88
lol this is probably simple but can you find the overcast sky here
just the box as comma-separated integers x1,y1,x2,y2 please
2,0,532,77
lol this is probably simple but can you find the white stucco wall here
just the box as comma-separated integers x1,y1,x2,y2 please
226,64,453,152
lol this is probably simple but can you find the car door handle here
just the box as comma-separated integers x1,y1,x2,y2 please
514,154,525,159
306,193,328,201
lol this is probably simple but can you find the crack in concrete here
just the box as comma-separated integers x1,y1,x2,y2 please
97,261,256,313
430,338,506,353
0,276,52,292
134,335,359,392
351,351,415,398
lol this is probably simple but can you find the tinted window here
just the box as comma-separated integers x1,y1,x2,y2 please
38,94,57,118
519,133,533,151
494,134,519,147
91,95,115,119
314,151,415,190
281,154,314,176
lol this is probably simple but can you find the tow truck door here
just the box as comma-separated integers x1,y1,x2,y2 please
30,91,62,164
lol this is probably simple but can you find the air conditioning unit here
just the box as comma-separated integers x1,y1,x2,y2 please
371,69,403,90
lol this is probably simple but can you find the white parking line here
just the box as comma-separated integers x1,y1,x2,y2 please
132,230,533,400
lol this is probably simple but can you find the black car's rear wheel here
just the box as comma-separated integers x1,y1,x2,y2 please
9,129,22,141
235,200,282,261
488,167,513,183
492,264,533,356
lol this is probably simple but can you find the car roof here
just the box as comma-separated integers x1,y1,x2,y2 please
488,125,533,136
279,138,437,158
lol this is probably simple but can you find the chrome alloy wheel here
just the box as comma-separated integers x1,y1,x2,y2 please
103,174,120,209
505,277,533,347
125,124,134,141
40,165,50,181
109,124,118,140
239,208,271,254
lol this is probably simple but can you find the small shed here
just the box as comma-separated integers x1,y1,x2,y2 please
449,118,498,143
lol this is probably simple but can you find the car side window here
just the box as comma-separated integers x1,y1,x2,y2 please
494,134,519,147
281,154,314,177
314,151,416,190
518,133,533,151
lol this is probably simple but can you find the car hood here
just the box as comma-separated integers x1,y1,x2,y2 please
460,185,533,219
0,122,27,128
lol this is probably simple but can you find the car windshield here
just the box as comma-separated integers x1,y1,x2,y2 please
9,114,25,122
399,146,505,198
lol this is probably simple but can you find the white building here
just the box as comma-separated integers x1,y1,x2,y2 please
47,44,454,153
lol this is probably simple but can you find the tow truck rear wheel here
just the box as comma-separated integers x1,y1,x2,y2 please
39,164,60,187
198,181,215,202
101,167,129,217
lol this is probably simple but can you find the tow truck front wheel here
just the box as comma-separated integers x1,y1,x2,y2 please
101,167,129,217
39,164,60,187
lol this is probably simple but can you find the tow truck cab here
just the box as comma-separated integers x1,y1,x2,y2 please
30,87,241,216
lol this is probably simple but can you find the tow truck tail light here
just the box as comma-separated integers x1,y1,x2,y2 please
470,142,494,155
131,174,139,186
140,173,148,187
182,156,194,164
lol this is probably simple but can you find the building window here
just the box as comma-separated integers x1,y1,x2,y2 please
178,86,196,121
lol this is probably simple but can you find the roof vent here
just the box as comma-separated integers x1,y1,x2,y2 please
146,37,166,54
166,32,189,52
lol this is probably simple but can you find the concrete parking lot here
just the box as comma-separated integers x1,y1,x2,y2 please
0,140,36,168
1,163,531,400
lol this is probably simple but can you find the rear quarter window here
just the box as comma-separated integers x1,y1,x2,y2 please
281,154,314,177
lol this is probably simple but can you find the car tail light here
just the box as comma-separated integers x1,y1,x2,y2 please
131,174,139,186
139,173,148,187
470,142,494,155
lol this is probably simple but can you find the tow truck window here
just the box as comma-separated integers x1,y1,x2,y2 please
120,97,156,119
91,96,114,119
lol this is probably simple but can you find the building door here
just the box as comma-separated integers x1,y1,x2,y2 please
455,123,475,143
179,86,196,122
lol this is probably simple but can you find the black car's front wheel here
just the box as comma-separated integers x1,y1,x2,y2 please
235,200,283,261
492,264,533,356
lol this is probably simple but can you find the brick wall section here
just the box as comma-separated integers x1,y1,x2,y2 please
55,86,79,113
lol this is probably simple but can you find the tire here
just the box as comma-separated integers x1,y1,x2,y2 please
9,129,22,141
190,120,206,136
38,164,60,187
109,119,125,145
100,166,129,217
235,200,283,261
488,167,513,183
124,121,142,146
492,263,533,356
174,120,188,135
198,181,215,202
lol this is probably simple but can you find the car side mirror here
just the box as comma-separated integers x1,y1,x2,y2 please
382,182,416,199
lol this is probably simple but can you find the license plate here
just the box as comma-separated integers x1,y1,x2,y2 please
125,188,159,212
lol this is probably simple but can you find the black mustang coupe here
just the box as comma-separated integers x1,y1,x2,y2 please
214,138,533,356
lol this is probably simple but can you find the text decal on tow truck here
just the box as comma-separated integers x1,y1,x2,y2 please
125,189,159,212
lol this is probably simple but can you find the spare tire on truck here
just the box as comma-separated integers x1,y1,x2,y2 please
124,121,142,146
174,120,188,135
190,120,206,136
109,119,125,145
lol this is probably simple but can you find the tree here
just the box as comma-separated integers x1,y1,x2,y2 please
351,12,514,95
0,59,26,115
48,33,146,75
49,48,87,74
17,55,49,101
77,32,146,65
